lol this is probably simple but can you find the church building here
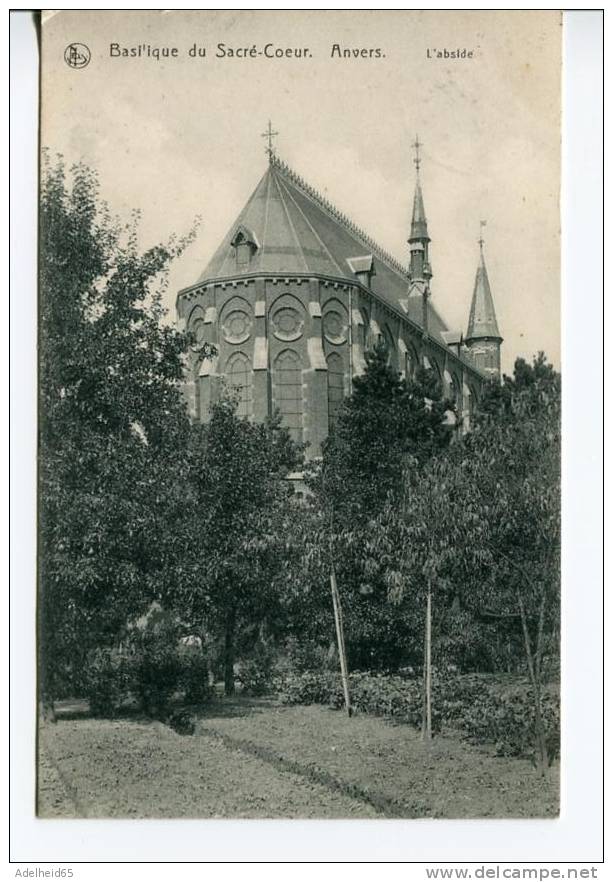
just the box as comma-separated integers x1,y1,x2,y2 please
176,137,502,458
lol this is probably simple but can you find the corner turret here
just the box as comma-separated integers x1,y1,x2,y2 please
465,224,502,380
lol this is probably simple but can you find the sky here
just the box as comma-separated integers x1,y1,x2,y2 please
41,10,562,376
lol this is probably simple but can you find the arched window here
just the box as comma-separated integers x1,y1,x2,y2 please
327,352,345,434
404,350,412,381
273,349,303,443
359,308,371,350
443,369,461,428
423,355,442,390
382,325,396,368
468,385,478,419
463,383,475,431
226,352,253,418
443,370,461,407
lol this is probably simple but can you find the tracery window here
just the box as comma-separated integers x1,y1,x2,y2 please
220,296,252,345
273,349,303,443
226,352,253,419
327,352,345,434
270,294,305,342
322,300,348,345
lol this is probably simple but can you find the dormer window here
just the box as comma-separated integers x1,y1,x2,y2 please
231,225,259,270
441,330,463,357
347,255,375,289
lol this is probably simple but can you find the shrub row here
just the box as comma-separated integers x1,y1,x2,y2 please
277,669,560,761
86,646,213,719
460,685,560,760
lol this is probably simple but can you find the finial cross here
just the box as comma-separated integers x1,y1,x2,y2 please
478,219,487,249
412,135,423,172
262,120,279,157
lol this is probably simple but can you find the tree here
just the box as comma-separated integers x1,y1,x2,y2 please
370,354,560,762
372,450,492,740
299,338,454,671
173,394,303,695
318,338,453,521
469,354,561,772
38,155,212,702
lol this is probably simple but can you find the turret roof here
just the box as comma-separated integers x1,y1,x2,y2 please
193,154,451,347
466,248,502,341
409,177,429,241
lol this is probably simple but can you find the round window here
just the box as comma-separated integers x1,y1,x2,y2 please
272,307,304,342
222,309,252,344
188,306,206,351
323,310,347,345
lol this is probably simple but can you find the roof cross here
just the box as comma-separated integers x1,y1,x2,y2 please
412,135,423,173
478,219,487,250
261,120,279,158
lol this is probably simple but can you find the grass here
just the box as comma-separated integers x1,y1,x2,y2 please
38,697,559,819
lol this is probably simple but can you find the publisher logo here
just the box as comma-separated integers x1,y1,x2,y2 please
64,43,91,69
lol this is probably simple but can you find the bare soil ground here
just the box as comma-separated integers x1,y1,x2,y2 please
38,698,559,819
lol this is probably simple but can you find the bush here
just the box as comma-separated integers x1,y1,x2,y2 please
237,640,277,697
180,650,213,705
278,669,481,732
277,669,560,761
131,639,182,718
86,648,130,718
460,686,560,760
85,627,216,720
276,670,341,706
347,671,424,725
167,709,196,735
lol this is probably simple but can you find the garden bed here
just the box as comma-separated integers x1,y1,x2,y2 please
38,698,559,819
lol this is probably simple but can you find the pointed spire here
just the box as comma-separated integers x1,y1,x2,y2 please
410,135,430,241
408,136,431,289
410,179,429,240
466,232,501,341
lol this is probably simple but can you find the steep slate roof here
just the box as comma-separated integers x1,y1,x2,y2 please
195,154,451,347
466,249,502,341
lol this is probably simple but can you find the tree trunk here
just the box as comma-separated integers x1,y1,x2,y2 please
330,567,352,716
533,591,549,772
223,608,236,696
422,584,432,743
39,696,56,724
516,588,548,775
197,627,215,686
421,631,427,740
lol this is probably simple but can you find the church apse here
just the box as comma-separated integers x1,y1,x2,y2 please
176,138,501,458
